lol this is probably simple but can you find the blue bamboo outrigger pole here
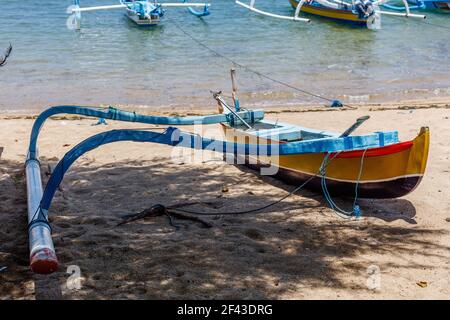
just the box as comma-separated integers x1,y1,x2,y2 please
25,105,263,273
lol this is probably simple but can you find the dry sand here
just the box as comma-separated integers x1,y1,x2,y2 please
0,103,449,299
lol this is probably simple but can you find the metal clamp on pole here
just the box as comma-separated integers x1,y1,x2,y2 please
213,91,253,130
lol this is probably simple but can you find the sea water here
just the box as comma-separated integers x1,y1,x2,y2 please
0,0,449,112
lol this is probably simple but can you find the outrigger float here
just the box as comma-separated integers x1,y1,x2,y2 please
26,71,429,274
236,0,427,29
67,0,211,29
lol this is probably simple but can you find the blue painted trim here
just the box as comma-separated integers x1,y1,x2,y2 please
121,0,164,18
376,131,385,147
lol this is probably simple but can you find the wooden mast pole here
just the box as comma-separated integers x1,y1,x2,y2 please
230,68,240,111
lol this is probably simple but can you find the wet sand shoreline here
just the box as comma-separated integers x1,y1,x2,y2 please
1,96,450,118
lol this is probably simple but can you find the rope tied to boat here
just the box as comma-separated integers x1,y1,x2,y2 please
319,148,368,219
164,139,370,221
117,203,213,229
169,19,357,110
167,148,360,219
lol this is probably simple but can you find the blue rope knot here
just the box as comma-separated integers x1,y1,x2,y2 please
353,204,361,218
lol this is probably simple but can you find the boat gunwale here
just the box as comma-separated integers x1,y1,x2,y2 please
220,120,401,155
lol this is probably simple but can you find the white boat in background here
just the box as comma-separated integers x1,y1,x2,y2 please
67,0,211,29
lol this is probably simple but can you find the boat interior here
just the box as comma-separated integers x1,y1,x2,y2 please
225,118,339,143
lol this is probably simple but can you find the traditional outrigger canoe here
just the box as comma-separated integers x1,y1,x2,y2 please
289,0,385,26
236,0,426,29
215,95,429,199
289,0,378,26
25,70,429,274
67,0,211,29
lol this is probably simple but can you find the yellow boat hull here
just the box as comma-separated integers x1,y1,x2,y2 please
289,0,368,25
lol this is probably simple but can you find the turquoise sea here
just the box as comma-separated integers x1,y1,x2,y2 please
0,0,449,112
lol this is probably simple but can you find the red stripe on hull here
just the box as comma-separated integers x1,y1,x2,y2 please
333,141,413,158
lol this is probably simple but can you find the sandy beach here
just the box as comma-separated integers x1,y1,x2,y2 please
1,102,449,300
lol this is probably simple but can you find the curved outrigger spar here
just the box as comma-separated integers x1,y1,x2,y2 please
236,0,426,29
25,89,429,274
67,0,211,29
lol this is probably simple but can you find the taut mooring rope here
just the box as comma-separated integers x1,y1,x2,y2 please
169,19,357,110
